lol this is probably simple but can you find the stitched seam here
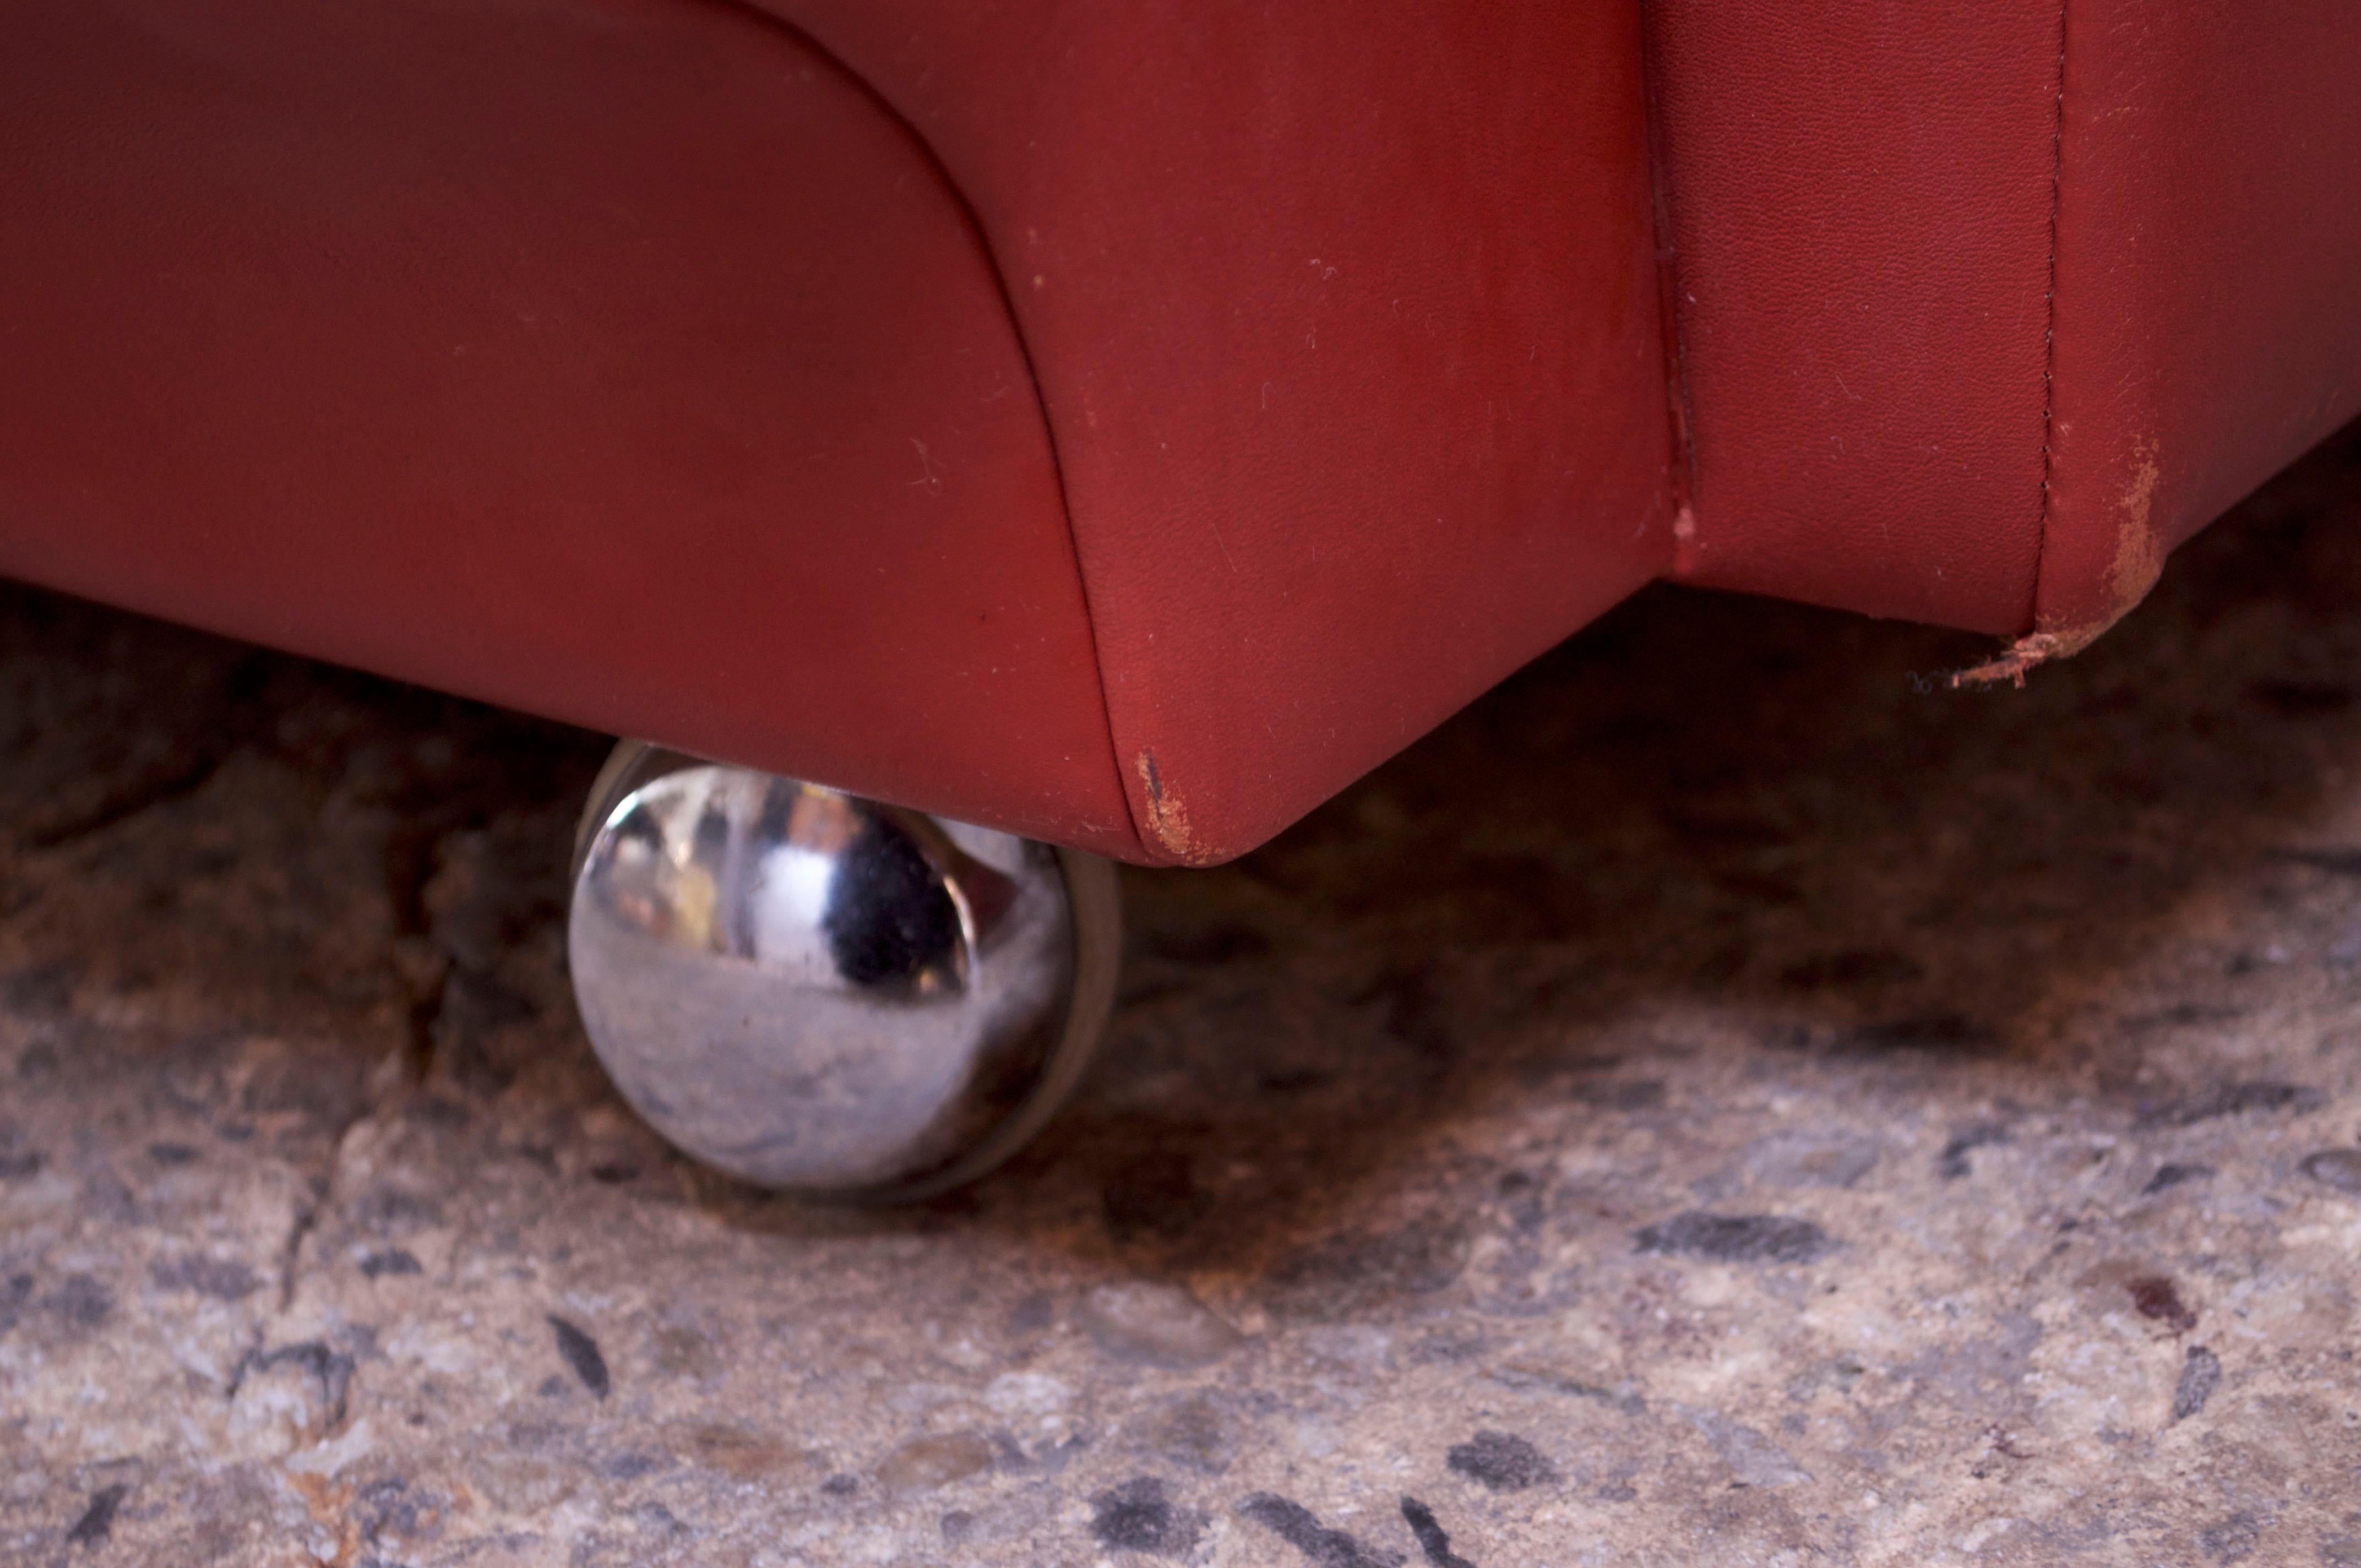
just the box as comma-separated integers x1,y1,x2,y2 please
710,1,1146,857
2030,0,2069,633
1637,0,1700,573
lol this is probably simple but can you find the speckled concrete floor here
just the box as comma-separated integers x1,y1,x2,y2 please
7,428,2361,1567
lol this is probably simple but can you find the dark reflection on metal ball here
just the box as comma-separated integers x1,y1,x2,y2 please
565,743,1120,1200
823,822,962,990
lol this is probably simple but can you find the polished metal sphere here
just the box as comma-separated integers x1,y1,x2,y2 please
567,742,1120,1199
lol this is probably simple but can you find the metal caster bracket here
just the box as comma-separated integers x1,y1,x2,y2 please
567,742,1120,1201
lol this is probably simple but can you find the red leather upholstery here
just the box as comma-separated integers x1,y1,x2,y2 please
0,0,1141,856
1645,1,2064,634
1649,0,2361,667
779,4,1675,864
2041,0,2361,653
5,2,2357,863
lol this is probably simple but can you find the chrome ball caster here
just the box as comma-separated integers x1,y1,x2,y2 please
566,742,1120,1200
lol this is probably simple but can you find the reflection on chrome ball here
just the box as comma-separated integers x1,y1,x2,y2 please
567,744,1118,1199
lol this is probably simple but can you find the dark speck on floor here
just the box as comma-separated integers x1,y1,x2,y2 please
1089,1477,1199,1557
2174,1346,2223,1422
1936,1120,2010,1180
1445,1431,1559,1493
2135,1080,2326,1128
1633,1212,1833,1265
2142,1162,2215,1195
1238,1493,1406,1568
65,1484,127,1547
548,1315,610,1398
1400,1496,1476,1568
149,1254,259,1302
2128,1274,2198,1332
358,1248,422,1278
2298,1148,2361,1193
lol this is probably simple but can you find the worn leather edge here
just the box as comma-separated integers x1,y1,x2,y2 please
711,0,1149,861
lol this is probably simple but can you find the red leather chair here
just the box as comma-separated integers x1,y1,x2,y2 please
7,1,2358,1195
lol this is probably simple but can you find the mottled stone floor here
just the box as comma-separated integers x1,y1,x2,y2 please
7,428,2361,1567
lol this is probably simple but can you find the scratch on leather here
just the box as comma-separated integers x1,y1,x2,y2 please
1952,439,2163,688
1134,749,1207,863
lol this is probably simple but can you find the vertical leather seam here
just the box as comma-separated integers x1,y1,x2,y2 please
1638,0,1701,576
711,1,1147,857
2030,0,2070,633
